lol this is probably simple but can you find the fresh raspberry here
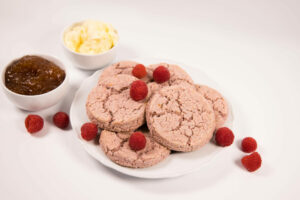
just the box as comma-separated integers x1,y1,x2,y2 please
81,123,98,141
129,132,146,151
241,137,257,153
132,64,147,79
241,152,262,172
53,112,69,129
25,114,44,134
215,127,234,147
130,80,148,101
153,66,170,83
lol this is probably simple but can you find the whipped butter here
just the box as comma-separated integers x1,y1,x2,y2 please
64,20,119,55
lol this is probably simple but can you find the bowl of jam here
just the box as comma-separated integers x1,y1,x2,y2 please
1,55,69,111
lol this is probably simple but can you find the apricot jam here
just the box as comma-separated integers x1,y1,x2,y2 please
5,55,65,95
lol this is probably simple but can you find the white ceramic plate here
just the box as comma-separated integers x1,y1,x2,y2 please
70,58,234,179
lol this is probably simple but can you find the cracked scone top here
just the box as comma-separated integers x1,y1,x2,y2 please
86,74,146,132
99,61,151,83
195,85,228,129
146,85,216,152
100,130,170,168
147,63,194,97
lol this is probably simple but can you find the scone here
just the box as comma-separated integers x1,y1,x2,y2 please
195,84,228,129
100,130,170,168
146,85,216,152
86,74,146,132
99,61,151,83
146,63,194,97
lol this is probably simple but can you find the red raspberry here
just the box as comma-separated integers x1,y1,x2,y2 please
241,137,257,153
81,123,98,141
132,64,147,79
129,132,146,151
241,152,262,172
153,66,170,83
53,112,69,129
130,80,148,101
25,114,44,134
215,127,234,147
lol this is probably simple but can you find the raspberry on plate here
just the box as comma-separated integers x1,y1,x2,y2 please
130,80,148,101
153,66,170,83
215,127,234,147
241,152,262,172
53,112,69,129
81,123,98,141
241,137,257,153
25,114,44,134
129,132,146,151
132,64,147,79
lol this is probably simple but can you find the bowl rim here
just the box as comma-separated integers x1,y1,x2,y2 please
1,54,69,98
60,19,119,57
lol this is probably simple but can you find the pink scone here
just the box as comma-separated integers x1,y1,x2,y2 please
86,74,146,132
195,85,228,129
146,85,216,152
146,63,194,98
100,130,170,168
99,61,151,83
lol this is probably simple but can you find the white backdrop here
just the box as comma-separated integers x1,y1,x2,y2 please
0,0,299,199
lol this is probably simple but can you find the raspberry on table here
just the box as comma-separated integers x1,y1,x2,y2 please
130,80,148,101
241,137,257,153
129,132,146,151
215,127,234,147
241,152,262,172
25,114,44,134
132,64,147,79
153,66,170,83
53,112,69,129
81,123,98,141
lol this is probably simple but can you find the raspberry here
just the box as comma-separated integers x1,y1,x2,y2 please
241,137,257,153
241,152,262,172
215,127,234,147
153,66,170,83
129,132,146,151
130,80,148,101
81,123,98,141
132,64,147,79
53,112,69,129
25,114,44,134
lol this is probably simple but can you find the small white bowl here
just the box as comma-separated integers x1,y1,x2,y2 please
1,54,69,111
61,21,119,70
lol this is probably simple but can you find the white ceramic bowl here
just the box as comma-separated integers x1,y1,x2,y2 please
1,54,69,111
61,21,119,70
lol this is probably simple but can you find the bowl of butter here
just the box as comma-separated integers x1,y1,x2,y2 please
62,20,119,70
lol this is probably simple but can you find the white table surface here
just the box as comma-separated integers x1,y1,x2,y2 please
0,0,299,199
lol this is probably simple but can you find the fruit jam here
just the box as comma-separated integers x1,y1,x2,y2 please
5,55,65,95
